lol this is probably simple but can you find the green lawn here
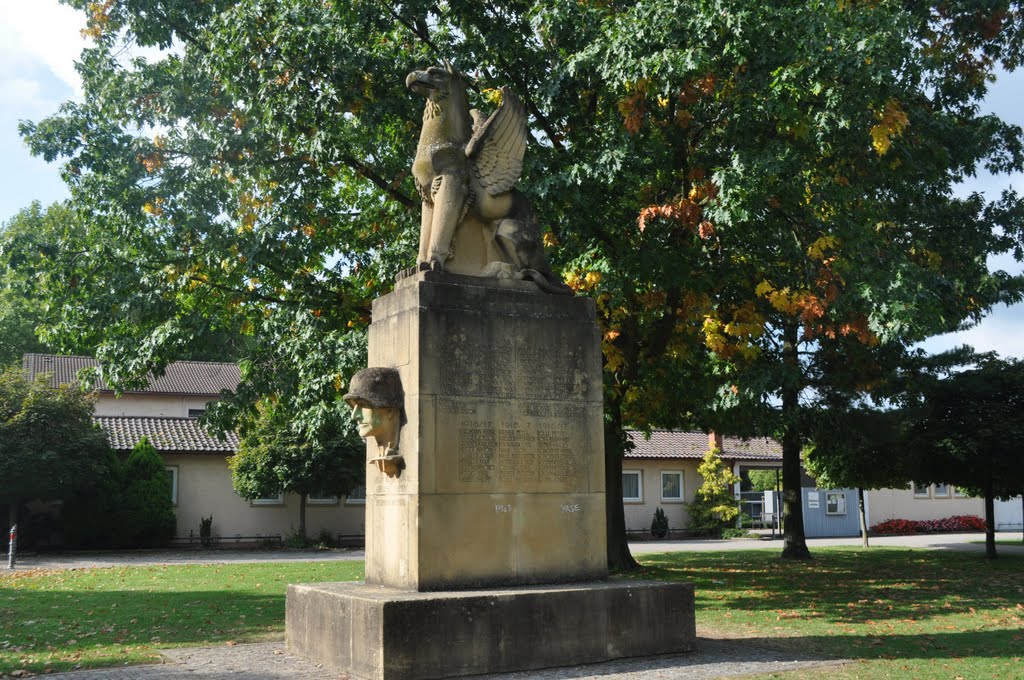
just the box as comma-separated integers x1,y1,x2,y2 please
1,548,1021,677
635,547,1023,679
0,560,363,674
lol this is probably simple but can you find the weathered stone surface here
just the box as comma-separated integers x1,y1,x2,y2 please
364,270,607,590
286,579,696,680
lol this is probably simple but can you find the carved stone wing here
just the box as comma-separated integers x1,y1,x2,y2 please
465,87,528,197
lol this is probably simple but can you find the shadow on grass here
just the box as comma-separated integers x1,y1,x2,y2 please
633,548,1024,625
738,628,1021,661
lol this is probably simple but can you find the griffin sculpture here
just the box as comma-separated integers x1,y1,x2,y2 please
406,63,570,294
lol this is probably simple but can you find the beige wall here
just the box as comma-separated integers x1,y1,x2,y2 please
95,393,215,417
621,460,702,533
867,484,983,524
165,454,366,541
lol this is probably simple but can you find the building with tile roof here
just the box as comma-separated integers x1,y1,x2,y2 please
24,354,365,545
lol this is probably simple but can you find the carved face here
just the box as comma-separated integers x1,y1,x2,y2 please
349,400,399,445
406,65,455,100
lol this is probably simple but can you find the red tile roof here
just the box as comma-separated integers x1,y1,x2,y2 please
23,354,240,396
625,429,781,461
95,416,238,453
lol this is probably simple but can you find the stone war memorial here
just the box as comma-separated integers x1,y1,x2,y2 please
285,63,695,680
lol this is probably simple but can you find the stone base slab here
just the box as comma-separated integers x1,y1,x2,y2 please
286,579,695,680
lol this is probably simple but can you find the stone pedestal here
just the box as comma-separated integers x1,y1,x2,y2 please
286,579,696,680
365,270,607,590
286,271,696,678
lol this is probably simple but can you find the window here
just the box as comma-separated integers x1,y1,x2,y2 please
187,408,205,418
661,471,683,502
622,471,642,502
933,483,951,498
308,491,338,505
166,467,178,506
345,486,366,505
912,482,930,498
826,491,847,515
251,491,284,506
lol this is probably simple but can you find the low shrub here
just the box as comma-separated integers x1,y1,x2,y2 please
199,515,214,547
651,507,668,539
871,515,987,535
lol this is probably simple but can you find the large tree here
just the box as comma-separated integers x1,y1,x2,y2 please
11,1,1024,566
0,364,111,559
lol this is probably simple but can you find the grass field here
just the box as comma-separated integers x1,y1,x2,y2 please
1,548,1021,677
0,560,363,674
637,547,1023,679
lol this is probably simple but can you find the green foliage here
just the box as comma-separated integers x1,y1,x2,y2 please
905,353,1024,557
10,1,1024,565
688,448,741,536
0,202,66,365
61,447,125,548
907,355,1024,501
650,506,668,538
746,470,778,492
229,399,363,538
0,364,110,519
119,437,176,546
806,408,912,491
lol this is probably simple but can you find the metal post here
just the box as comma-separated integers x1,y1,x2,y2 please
7,525,16,570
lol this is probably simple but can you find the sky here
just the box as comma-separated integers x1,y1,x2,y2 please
2,0,1023,358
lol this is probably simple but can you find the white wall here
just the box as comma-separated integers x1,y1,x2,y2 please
165,454,366,541
867,484,983,524
95,393,215,417
621,460,701,533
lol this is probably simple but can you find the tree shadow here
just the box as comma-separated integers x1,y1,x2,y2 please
634,548,1024,624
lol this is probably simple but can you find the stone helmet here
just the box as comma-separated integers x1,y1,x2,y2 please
343,367,403,409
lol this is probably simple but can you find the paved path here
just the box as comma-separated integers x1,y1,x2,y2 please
630,531,1024,554
40,639,848,680
14,531,1022,570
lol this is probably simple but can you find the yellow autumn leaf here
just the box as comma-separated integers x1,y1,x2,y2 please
870,99,909,156
755,280,775,297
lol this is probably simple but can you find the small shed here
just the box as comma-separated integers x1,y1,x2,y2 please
801,488,861,538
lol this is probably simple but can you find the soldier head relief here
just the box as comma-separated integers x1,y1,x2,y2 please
344,368,405,477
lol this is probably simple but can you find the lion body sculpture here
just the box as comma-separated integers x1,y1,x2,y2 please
406,64,570,294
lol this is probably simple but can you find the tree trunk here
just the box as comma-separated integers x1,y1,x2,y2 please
984,481,997,560
605,399,638,572
780,322,811,560
858,488,869,548
298,493,307,541
1020,495,1023,546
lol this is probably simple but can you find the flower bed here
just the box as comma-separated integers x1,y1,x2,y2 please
870,515,987,535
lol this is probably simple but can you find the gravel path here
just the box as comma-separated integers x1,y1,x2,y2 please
39,639,847,680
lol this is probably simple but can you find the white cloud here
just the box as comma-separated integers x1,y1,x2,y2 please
0,0,89,98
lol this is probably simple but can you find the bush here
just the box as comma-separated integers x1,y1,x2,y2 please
199,515,214,547
721,527,756,539
687,448,741,536
651,507,668,538
61,448,125,548
119,437,176,547
316,528,336,549
871,515,987,535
